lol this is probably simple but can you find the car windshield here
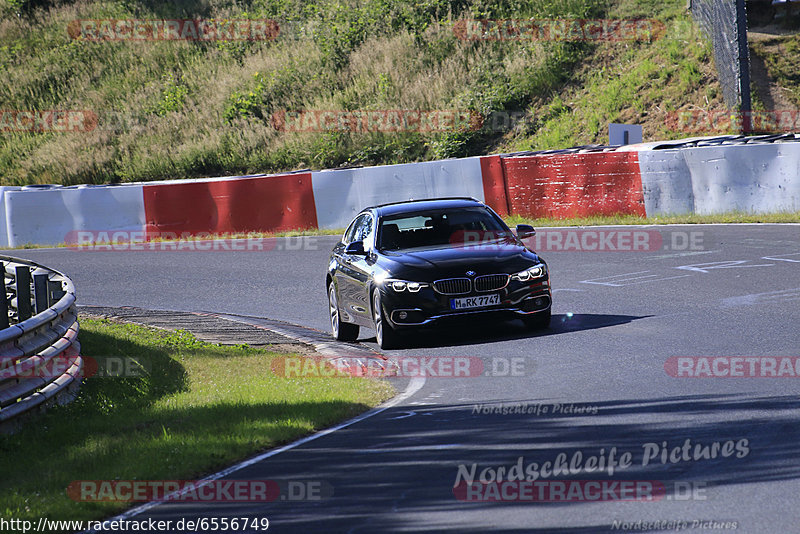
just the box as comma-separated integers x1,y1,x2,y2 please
378,207,510,251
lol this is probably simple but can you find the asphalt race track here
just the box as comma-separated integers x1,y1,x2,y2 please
12,224,800,533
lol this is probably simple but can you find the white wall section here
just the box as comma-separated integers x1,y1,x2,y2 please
639,142,800,216
638,150,694,216
683,143,800,214
311,157,485,229
0,187,21,248
4,185,146,247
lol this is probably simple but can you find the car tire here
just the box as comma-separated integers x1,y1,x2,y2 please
523,309,551,330
373,290,401,350
329,283,359,341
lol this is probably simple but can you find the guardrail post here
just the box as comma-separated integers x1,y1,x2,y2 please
33,270,49,315
15,266,32,321
47,280,64,307
0,262,8,330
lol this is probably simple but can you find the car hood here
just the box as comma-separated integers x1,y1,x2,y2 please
378,238,541,280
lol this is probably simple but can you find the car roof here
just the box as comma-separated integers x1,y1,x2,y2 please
368,197,485,217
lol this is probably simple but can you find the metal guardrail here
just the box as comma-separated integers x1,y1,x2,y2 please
494,134,800,156
0,255,82,432
648,133,800,150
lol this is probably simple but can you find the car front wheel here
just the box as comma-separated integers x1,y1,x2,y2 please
373,290,401,350
329,283,359,341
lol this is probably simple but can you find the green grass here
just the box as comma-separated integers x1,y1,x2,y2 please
1,0,795,186
506,211,800,227
750,34,800,108
0,0,719,186
503,6,729,152
0,318,394,526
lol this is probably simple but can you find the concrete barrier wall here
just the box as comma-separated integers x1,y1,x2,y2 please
683,144,800,214
638,150,694,216
478,155,510,216
4,185,145,247
143,171,317,237
639,142,800,215
311,158,486,230
0,187,21,248
500,152,646,218
1,136,798,247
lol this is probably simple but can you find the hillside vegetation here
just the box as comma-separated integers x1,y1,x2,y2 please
1,0,732,185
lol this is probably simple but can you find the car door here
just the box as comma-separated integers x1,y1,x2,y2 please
345,213,376,325
333,213,373,325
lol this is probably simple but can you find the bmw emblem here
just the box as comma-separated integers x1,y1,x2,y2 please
466,270,477,277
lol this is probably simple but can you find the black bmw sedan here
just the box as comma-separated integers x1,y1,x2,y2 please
326,197,552,349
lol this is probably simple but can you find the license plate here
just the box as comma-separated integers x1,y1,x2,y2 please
450,294,500,310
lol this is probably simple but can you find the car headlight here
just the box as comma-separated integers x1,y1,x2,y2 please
511,264,547,282
387,279,429,292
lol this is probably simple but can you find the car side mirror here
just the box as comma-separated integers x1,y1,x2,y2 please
516,224,536,239
345,241,367,255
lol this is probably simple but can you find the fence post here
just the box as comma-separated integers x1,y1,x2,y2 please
0,262,8,330
735,0,752,133
33,270,49,315
47,280,64,307
15,266,32,321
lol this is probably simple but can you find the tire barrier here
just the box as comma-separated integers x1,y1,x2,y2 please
0,256,81,432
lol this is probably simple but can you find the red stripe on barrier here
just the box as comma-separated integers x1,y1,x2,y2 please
501,152,645,218
479,155,510,216
143,173,318,237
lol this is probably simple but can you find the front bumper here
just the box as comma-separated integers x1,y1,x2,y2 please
380,277,551,329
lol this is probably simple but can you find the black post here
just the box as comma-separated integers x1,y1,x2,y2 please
47,280,64,306
0,262,8,330
15,266,32,322
33,271,49,314
736,0,752,133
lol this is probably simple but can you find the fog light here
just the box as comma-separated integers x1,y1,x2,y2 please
535,298,544,306
398,311,408,320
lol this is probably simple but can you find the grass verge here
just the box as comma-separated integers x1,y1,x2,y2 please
750,33,800,108
505,211,800,227
0,318,394,527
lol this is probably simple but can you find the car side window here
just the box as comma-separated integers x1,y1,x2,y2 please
343,213,372,245
353,214,373,244
343,217,361,245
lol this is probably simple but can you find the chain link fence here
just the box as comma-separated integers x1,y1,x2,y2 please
689,0,752,126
